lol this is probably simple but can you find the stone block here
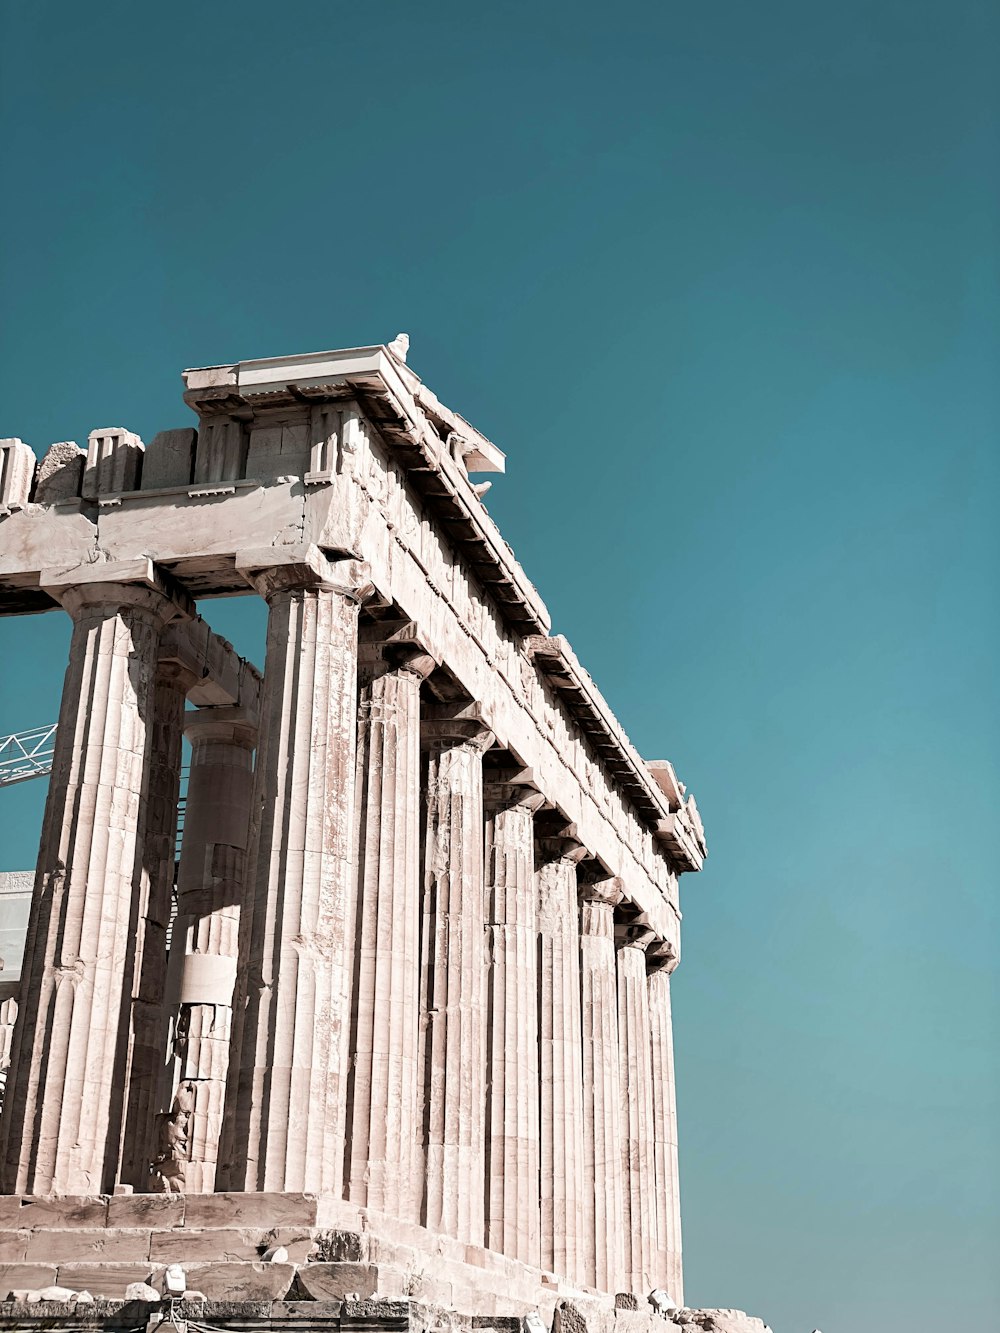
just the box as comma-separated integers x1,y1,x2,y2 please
0,1263,58,1295
54,1261,154,1299
83,428,144,498
180,1193,318,1230
16,1197,108,1229
149,1228,266,1263
24,1228,151,1262
0,1236,28,1264
297,1262,410,1302
106,1193,185,1230
309,1228,366,1263
179,1261,297,1301
33,441,85,503
0,439,36,510
0,1203,24,1229
246,420,311,483
142,429,197,489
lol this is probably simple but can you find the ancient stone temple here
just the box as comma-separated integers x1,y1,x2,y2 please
0,342,768,1333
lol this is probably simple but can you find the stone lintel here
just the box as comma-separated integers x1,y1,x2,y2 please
236,544,373,603
38,557,194,622
159,617,262,710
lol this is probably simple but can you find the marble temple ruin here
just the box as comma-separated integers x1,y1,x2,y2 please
0,341,770,1333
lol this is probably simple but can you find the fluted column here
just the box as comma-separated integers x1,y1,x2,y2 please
579,876,625,1292
419,706,494,1243
345,642,434,1216
649,956,683,1305
0,579,180,1195
118,661,190,1189
154,704,256,1193
484,778,544,1264
617,922,658,1294
536,832,587,1283
220,551,368,1194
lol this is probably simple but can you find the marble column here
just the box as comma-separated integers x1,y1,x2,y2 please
617,922,658,1295
118,661,190,1190
419,707,494,1244
648,957,683,1305
345,642,434,1217
536,833,587,1284
484,779,544,1265
220,553,367,1194
0,580,179,1196
155,704,256,1193
579,877,625,1293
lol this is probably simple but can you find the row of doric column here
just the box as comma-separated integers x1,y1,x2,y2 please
0,554,682,1301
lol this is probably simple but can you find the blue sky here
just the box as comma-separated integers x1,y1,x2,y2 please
1,3,998,1330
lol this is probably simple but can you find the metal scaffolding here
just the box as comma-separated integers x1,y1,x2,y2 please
0,723,57,787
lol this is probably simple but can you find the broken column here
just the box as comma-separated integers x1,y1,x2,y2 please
345,639,434,1217
420,706,494,1244
0,571,183,1195
579,876,625,1292
649,955,684,1304
155,703,256,1194
617,922,658,1294
483,776,545,1266
220,549,368,1194
536,830,588,1284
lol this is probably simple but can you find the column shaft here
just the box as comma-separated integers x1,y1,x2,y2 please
0,584,173,1195
649,966,683,1304
155,706,255,1193
118,664,187,1189
484,793,542,1264
345,648,430,1216
221,572,362,1193
537,853,585,1283
419,717,492,1243
618,930,657,1294
579,884,625,1292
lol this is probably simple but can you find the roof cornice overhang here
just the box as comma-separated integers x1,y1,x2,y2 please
183,345,549,637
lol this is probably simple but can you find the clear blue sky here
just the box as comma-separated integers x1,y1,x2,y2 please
1,4,997,1330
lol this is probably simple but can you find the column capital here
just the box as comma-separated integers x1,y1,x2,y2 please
236,544,374,603
484,764,547,815
579,872,624,909
422,701,494,752
359,635,438,685
40,558,194,625
156,658,202,695
646,940,679,975
614,922,658,953
537,832,589,865
183,704,258,749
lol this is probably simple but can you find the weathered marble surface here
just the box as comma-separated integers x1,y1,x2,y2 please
0,341,714,1313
